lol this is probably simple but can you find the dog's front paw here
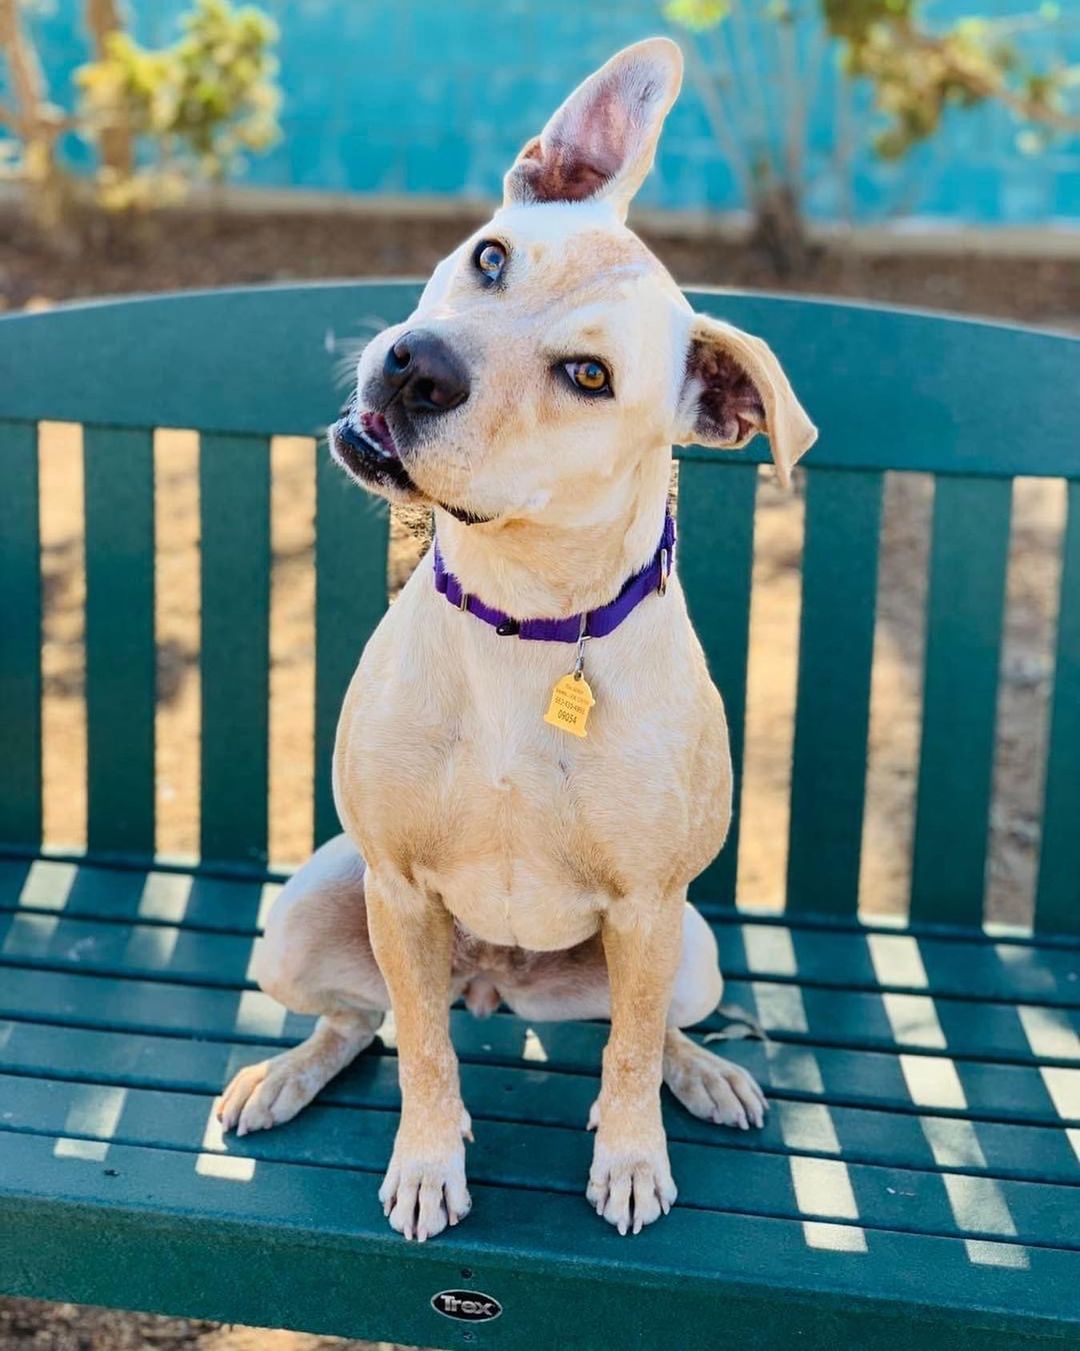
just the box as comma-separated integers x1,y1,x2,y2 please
379,1108,473,1242
586,1113,676,1235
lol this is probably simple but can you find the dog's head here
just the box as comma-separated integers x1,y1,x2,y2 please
331,38,816,529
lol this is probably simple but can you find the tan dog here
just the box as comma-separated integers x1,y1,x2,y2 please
216,37,816,1241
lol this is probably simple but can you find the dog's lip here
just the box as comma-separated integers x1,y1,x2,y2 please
357,410,399,459
336,409,402,465
330,409,418,493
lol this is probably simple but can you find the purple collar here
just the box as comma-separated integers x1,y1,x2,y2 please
433,512,675,642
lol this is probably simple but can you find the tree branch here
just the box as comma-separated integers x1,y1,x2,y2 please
904,23,1080,136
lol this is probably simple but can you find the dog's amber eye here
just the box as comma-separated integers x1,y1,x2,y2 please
474,240,507,282
565,359,611,394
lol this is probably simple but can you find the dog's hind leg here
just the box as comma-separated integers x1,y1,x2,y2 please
216,833,388,1137
660,904,767,1131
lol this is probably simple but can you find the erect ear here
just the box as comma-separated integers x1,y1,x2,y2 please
503,38,683,221
674,315,818,488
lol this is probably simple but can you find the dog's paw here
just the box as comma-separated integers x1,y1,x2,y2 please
379,1109,473,1242
663,1034,767,1129
586,1112,676,1235
587,1140,676,1235
215,1055,323,1136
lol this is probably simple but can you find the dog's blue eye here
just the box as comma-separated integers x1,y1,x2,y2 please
475,240,507,282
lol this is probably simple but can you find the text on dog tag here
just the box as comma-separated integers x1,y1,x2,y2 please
544,673,595,738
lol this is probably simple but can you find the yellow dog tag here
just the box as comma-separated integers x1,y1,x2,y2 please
545,672,595,738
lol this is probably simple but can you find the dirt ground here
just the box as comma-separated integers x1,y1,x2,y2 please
3,202,1075,1346
0,1301,416,1351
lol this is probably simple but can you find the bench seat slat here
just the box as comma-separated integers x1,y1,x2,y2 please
9,853,1078,954
910,476,1012,925
3,1073,1078,1253
788,468,884,916
199,434,271,866
2,1006,1075,1128
678,459,757,908
712,919,1080,1008
5,895,1077,1008
0,422,42,848
83,426,157,857
314,459,389,845
0,856,271,932
4,959,1074,1071
4,1015,1076,1183
1036,479,1080,935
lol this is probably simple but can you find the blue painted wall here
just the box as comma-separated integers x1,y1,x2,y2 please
7,0,1080,224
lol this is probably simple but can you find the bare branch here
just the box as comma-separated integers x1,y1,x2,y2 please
679,35,756,202
83,0,134,175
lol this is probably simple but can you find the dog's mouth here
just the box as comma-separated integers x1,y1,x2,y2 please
329,405,495,525
329,409,419,495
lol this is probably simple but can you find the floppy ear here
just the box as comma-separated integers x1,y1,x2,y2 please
503,38,683,221
674,315,817,488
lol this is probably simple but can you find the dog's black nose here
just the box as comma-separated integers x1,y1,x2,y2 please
383,331,470,413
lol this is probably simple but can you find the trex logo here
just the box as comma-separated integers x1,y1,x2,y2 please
430,1289,503,1323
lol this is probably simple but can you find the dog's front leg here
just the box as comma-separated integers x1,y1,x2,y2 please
588,891,684,1234
365,868,471,1241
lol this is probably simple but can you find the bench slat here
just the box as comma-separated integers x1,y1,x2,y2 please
83,426,156,857
0,422,42,848
787,468,884,916
314,456,390,845
4,1015,1076,1187
3,869,1078,1007
3,288,1078,481
0,857,271,933
1035,480,1080,935
3,1074,1076,1252
910,476,1012,926
4,957,1074,1071
712,917,1080,1008
1,995,1074,1127
678,460,757,908
199,434,271,866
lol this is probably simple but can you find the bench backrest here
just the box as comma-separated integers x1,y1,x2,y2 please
1,282,1077,935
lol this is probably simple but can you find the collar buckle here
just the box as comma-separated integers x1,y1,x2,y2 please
658,547,669,596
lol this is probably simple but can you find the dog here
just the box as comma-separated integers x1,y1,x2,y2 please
216,37,816,1241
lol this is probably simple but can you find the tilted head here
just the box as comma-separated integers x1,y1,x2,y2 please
330,38,816,542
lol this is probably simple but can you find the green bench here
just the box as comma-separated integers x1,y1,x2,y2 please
1,282,1078,1350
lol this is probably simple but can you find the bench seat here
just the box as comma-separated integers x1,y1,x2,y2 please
1,853,1077,1350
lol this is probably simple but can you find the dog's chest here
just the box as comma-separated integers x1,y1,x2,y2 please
345,645,629,949
414,714,617,949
